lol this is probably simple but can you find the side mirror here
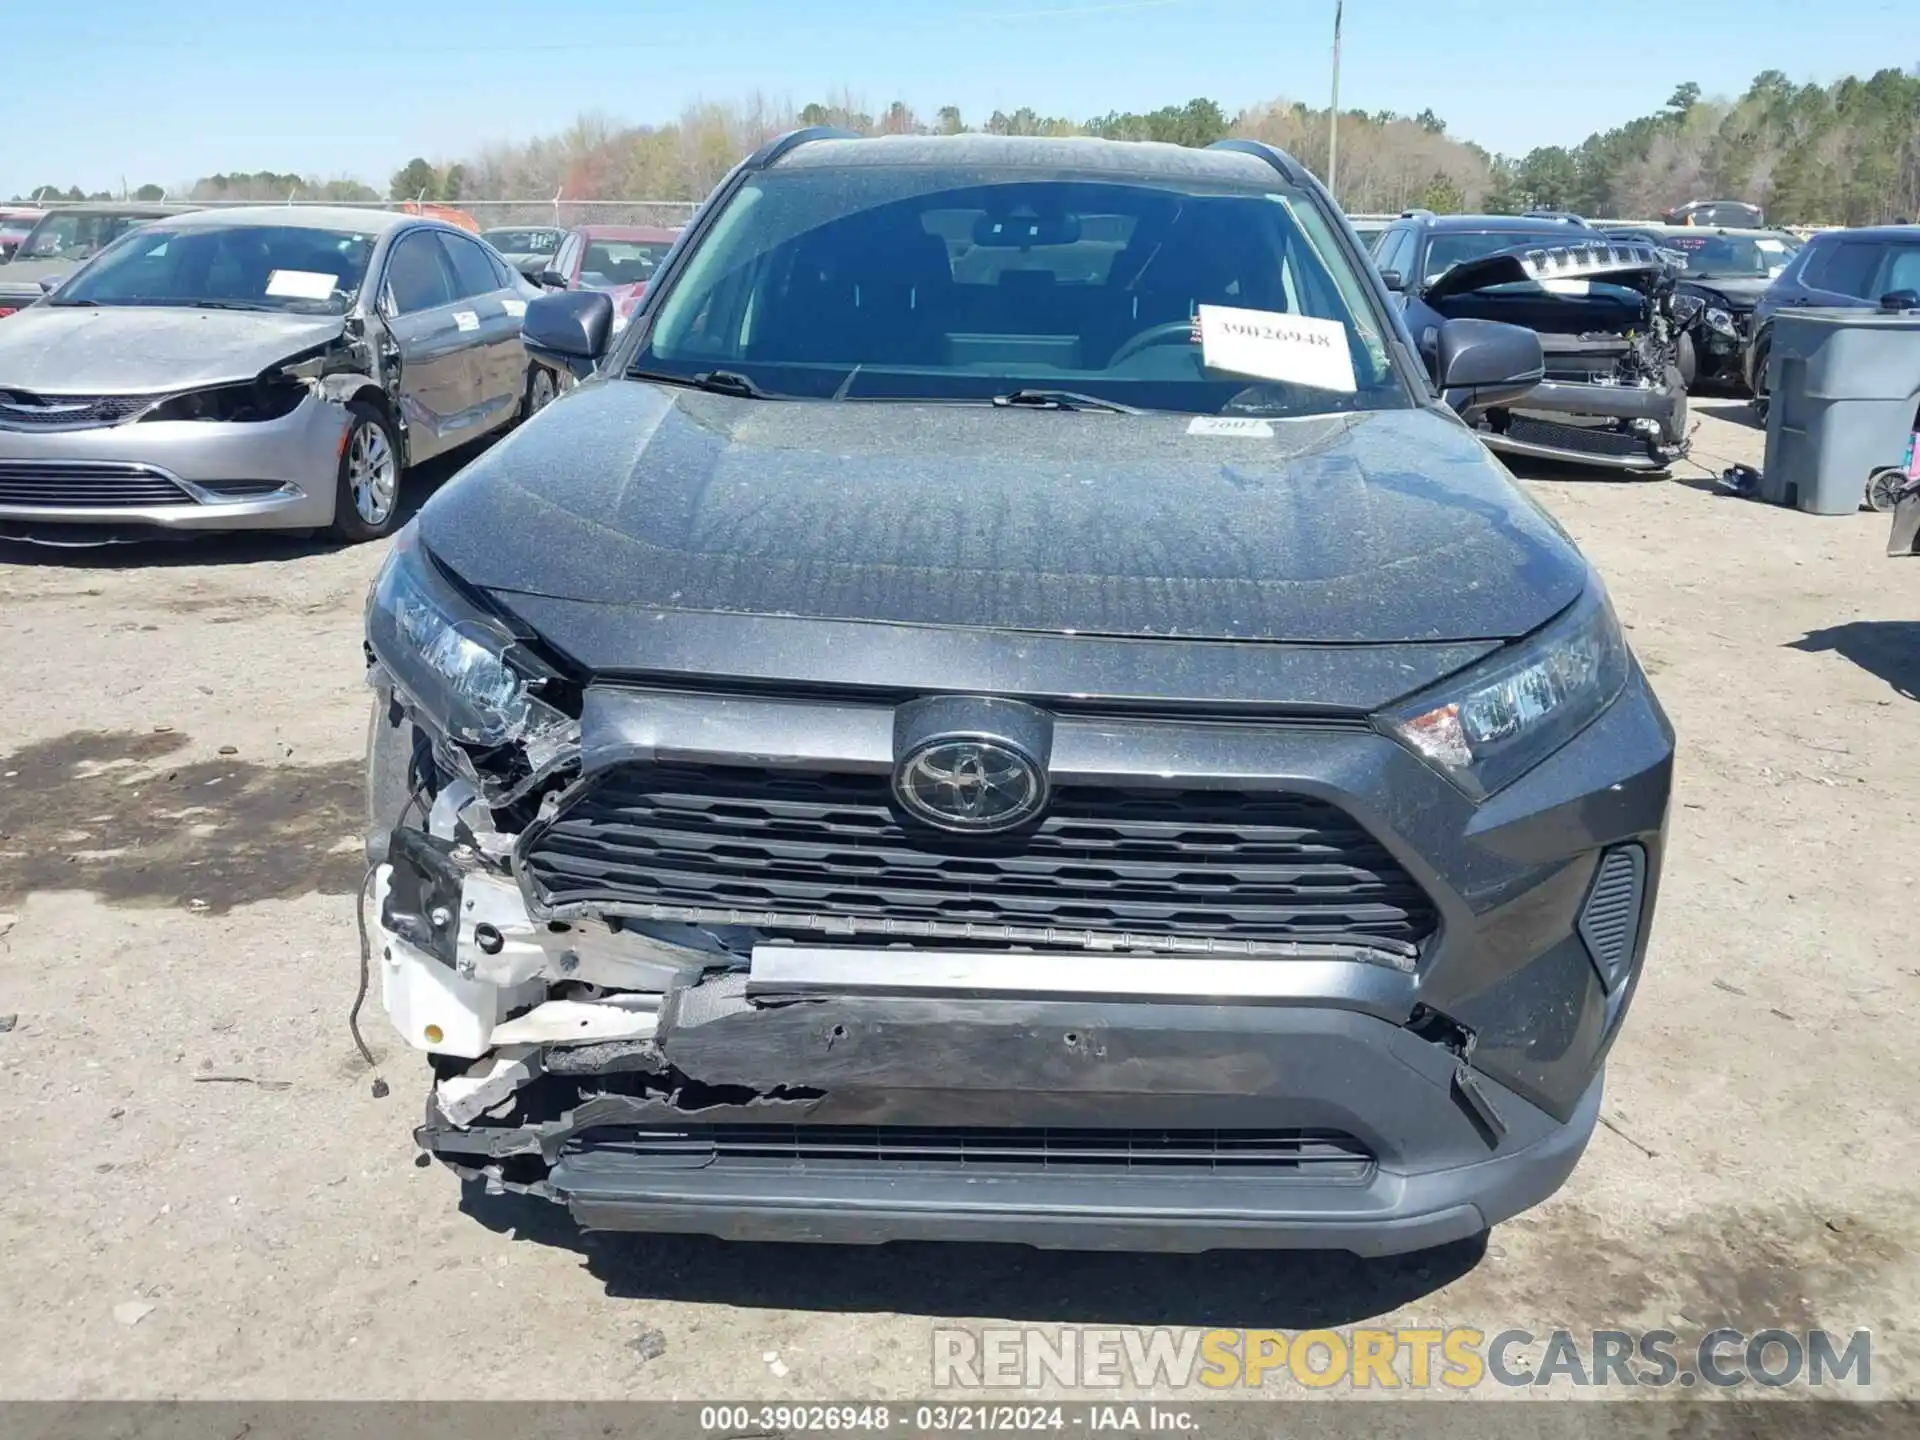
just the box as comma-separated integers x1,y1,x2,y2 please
37,275,62,294
1379,269,1405,293
1879,289,1920,313
537,268,570,290
1435,317,1544,412
521,290,614,376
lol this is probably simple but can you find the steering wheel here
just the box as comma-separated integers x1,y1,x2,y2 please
1108,319,1200,367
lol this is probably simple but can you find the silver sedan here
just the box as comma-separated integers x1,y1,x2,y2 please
0,206,561,544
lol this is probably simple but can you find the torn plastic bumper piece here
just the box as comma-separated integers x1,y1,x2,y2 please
414,956,1604,1256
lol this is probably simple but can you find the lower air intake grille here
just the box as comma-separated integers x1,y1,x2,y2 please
0,460,191,508
1506,417,1648,458
520,763,1437,948
1578,844,1646,991
568,1126,1376,1180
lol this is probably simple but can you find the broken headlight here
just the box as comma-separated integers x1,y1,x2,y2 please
1704,306,1737,338
142,380,307,424
365,523,558,748
1375,580,1630,799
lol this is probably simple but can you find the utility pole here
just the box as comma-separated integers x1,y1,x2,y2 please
1328,1,1343,203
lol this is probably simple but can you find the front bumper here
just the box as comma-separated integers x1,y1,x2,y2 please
1476,379,1688,473
370,664,1673,1255
0,390,349,541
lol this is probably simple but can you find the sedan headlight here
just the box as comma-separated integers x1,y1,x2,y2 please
365,524,559,748
1704,306,1737,337
1375,582,1630,799
1669,294,1705,325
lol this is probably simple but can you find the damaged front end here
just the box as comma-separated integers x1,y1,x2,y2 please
1423,241,1692,474
357,523,1653,1256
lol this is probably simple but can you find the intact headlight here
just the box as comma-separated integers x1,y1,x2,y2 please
1375,582,1631,799
365,523,555,748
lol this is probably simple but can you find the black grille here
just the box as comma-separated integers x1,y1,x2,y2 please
521,763,1436,947
1505,417,1647,457
0,460,192,508
568,1125,1375,1180
0,391,158,430
1578,844,1645,989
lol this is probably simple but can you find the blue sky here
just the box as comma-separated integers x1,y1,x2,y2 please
2,0,1909,198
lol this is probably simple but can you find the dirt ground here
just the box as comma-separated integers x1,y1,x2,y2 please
0,400,1915,1402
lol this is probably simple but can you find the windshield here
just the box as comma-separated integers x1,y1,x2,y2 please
581,239,669,289
630,166,1405,416
52,223,375,314
482,228,560,255
1421,230,1588,284
1661,232,1798,279
19,211,161,262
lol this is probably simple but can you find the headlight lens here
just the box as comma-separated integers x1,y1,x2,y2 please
143,379,307,424
1669,294,1705,325
1375,582,1631,799
1705,306,1737,337
365,524,545,747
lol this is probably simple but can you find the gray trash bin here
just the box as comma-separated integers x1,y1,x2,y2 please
1762,307,1920,514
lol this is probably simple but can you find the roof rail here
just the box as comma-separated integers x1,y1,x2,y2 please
1523,208,1588,224
1399,208,1435,220
1206,138,1312,186
743,126,860,171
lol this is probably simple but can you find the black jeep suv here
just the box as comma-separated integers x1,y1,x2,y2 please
1374,211,1691,473
362,133,1674,1256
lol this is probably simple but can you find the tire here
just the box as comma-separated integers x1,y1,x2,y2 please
1675,331,1697,391
329,400,404,543
1748,335,1771,414
520,363,558,422
1866,467,1907,514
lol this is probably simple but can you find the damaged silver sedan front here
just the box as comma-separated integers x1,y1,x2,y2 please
0,205,556,545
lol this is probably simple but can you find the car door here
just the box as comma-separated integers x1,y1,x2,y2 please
436,230,524,434
378,227,470,464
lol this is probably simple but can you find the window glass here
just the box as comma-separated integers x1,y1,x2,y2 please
438,232,504,299
579,240,670,289
52,223,375,314
1816,241,1886,299
634,166,1409,417
1420,230,1587,284
386,230,455,314
1880,244,1920,296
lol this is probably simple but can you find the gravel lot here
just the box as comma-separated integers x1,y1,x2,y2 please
1,401,1915,1401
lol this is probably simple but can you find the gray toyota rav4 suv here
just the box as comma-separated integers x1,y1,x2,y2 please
361,131,1673,1256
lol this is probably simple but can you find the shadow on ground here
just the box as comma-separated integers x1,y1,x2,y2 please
1788,622,1920,701
0,729,362,911
458,1185,1485,1328
1691,396,1764,432
0,441,480,571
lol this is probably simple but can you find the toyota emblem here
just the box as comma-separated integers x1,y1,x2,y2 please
894,737,1046,834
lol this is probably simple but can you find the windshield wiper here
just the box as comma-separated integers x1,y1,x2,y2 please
628,367,778,399
991,389,1139,414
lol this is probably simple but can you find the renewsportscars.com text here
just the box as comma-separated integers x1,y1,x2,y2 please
932,1326,1873,1391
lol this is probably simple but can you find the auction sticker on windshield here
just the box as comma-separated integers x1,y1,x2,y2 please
264,269,337,300
1197,305,1356,393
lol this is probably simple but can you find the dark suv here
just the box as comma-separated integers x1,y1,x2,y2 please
1744,225,1920,418
362,132,1673,1256
1373,212,1691,473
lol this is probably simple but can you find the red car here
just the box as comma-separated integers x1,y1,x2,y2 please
540,224,681,329
0,208,47,266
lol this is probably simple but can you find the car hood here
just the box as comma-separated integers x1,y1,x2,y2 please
1677,276,1771,310
1424,239,1676,304
418,381,1589,648
0,306,348,392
